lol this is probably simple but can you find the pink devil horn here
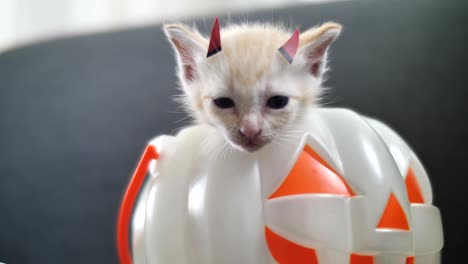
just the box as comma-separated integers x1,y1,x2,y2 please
207,17,222,58
278,28,300,64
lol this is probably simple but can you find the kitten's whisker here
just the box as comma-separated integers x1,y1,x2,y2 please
275,136,294,145
173,115,193,124
279,132,301,138
170,125,191,136
209,142,221,161
317,93,343,107
224,142,233,160
215,142,226,160
274,128,302,145
223,150,230,161
270,137,281,153
201,134,214,156
226,143,235,158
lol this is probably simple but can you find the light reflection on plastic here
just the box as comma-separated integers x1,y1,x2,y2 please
149,159,158,175
362,139,383,179
388,145,408,176
133,197,146,231
145,184,158,227
188,176,207,216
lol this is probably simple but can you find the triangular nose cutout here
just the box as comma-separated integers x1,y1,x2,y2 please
377,193,410,231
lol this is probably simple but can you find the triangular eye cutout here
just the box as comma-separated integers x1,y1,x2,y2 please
377,193,410,231
405,168,425,204
278,28,300,64
268,145,355,199
207,17,222,58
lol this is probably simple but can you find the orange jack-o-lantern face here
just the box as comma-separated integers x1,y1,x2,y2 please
268,145,355,199
376,167,426,232
377,192,409,230
265,145,425,264
405,168,425,204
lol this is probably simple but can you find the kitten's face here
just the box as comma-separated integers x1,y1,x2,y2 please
199,51,317,152
164,22,341,152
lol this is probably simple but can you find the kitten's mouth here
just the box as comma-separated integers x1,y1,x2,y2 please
226,133,269,152
240,139,266,152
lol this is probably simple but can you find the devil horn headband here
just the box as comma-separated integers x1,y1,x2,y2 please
206,19,299,63
278,28,300,64
207,17,222,58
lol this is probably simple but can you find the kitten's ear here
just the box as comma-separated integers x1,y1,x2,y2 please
163,24,208,82
298,22,342,78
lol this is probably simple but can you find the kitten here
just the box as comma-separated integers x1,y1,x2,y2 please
163,19,341,152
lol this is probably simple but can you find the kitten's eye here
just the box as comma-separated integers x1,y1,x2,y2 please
266,96,289,109
213,97,235,109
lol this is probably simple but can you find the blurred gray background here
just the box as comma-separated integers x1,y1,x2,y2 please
1,0,467,263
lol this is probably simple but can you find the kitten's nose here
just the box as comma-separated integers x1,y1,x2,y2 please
239,127,262,139
240,112,261,139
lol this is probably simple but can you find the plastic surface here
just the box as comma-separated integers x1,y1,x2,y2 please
117,145,158,264
118,108,443,264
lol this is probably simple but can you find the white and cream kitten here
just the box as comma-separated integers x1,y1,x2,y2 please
163,20,341,152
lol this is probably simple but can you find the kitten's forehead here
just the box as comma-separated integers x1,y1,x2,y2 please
218,25,291,87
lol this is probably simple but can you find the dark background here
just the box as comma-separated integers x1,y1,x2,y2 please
1,0,466,263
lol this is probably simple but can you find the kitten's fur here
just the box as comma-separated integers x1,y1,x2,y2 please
164,21,341,152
